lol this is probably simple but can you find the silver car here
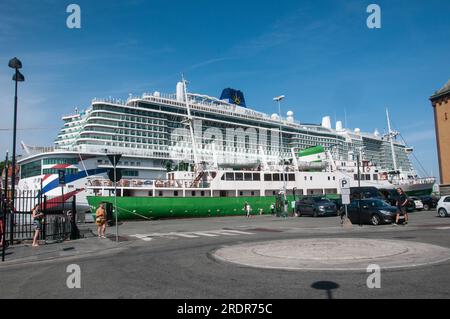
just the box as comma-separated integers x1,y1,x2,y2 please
437,196,450,217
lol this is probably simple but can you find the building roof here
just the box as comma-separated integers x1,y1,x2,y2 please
430,79,450,100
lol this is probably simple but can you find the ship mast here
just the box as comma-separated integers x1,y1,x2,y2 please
386,108,398,172
182,75,200,171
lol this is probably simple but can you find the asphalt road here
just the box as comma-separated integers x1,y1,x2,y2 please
1,210,450,299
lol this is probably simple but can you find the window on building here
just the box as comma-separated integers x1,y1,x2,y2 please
253,173,261,181
289,174,295,181
244,173,252,181
264,174,272,181
226,173,234,181
235,173,244,181
273,174,280,181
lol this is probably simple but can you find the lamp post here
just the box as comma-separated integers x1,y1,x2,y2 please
107,154,122,243
357,153,362,227
8,57,25,245
273,95,287,215
2,151,9,262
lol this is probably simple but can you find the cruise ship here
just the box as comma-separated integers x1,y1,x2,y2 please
17,80,435,217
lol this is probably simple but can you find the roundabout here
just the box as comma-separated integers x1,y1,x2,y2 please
212,238,450,271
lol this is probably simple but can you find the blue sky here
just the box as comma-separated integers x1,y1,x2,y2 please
0,0,449,177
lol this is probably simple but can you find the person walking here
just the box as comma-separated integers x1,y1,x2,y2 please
31,204,44,247
270,203,275,216
96,203,107,238
394,188,409,226
244,202,251,218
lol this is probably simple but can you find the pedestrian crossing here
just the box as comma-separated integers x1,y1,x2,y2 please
130,229,255,242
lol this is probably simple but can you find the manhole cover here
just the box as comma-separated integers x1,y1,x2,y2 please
212,238,450,271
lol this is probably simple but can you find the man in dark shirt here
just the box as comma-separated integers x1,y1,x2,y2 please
395,188,409,225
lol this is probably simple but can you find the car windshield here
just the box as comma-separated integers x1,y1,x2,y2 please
313,197,330,203
372,200,391,208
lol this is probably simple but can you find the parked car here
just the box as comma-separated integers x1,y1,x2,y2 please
409,197,424,211
295,196,338,217
346,198,398,226
419,195,439,211
437,196,450,217
378,188,415,212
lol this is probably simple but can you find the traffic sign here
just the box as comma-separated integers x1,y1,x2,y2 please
340,178,350,190
58,170,66,185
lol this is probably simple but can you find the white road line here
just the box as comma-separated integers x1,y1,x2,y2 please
191,232,219,237
131,235,153,242
435,227,450,230
208,231,241,236
168,233,200,238
220,230,255,235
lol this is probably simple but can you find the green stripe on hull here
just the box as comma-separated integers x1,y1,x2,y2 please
404,189,433,197
87,196,296,220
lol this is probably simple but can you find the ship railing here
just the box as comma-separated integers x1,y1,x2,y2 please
395,177,436,185
86,178,211,189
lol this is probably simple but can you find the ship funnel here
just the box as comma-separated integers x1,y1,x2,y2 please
336,121,343,131
287,111,294,123
176,82,185,102
321,116,332,129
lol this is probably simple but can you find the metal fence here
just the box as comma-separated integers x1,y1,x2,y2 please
1,190,78,245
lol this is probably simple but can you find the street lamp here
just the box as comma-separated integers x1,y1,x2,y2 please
8,57,25,244
273,95,287,215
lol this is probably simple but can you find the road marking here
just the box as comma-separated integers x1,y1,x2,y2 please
221,230,255,235
168,233,200,238
435,227,450,230
208,230,241,236
131,229,255,242
130,234,153,242
191,232,219,237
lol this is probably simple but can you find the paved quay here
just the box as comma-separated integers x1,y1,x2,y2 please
2,210,450,299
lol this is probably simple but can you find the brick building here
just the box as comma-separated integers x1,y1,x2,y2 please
430,80,450,195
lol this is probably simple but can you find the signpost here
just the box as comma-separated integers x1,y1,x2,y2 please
339,178,352,228
58,170,66,215
107,154,122,243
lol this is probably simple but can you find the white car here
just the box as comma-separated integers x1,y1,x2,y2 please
409,197,424,211
437,196,450,217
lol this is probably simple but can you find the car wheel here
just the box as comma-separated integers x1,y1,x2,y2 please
423,204,430,211
297,210,302,217
438,209,448,218
370,214,381,226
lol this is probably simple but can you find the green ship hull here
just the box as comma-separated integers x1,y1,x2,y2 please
87,195,298,220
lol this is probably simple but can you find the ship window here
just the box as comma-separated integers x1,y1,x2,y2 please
253,173,260,181
174,191,179,197
310,176,313,181
148,191,153,197
191,191,196,197
273,174,280,181
251,191,255,196
366,174,371,180
354,174,359,180
226,173,234,181
244,173,252,181
328,176,331,181
158,191,163,197
21,160,42,179
239,191,244,196
373,174,378,180
289,174,295,181
201,191,205,197
264,174,272,181
235,173,244,181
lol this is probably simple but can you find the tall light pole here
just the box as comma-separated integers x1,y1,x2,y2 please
107,154,122,243
8,57,25,244
273,95,287,215
273,95,285,162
